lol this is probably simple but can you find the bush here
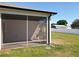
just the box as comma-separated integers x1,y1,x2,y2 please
71,19,79,29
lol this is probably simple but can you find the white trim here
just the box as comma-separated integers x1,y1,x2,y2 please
3,41,26,45
1,12,48,17
46,17,48,44
50,20,51,44
0,13,2,50
0,7,49,17
27,16,28,46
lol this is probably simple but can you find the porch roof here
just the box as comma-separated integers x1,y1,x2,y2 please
0,4,57,15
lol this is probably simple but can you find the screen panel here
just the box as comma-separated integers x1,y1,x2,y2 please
28,16,47,45
2,14,27,49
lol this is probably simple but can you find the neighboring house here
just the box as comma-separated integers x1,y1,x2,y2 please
52,25,71,29
0,4,57,50
52,25,67,29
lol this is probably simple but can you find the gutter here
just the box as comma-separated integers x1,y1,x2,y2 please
0,5,57,15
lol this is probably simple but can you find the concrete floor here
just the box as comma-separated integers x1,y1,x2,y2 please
2,40,47,49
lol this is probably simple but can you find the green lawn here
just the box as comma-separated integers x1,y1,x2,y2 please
0,32,79,57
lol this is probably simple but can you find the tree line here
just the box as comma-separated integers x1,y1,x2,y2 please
51,19,79,29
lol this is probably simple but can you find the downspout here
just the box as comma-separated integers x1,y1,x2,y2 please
48,14,52,45
47,13,57,45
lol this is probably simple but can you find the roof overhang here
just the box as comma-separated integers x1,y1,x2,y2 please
0,4,57,15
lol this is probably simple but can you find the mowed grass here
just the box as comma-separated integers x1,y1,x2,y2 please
0,32,79,57
52,32,79,45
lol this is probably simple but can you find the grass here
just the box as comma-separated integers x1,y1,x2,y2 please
52,32,79,45
0,32,79,57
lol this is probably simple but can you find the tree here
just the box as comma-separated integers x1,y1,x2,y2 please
57,20,68,26
71,19,79,29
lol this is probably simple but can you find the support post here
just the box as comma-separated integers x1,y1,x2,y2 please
50,19,51,44
27,16,28,46
0,13,2,50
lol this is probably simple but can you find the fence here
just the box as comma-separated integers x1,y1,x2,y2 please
51,28,79,34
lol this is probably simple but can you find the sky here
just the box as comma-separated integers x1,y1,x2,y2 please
6,2,79,25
